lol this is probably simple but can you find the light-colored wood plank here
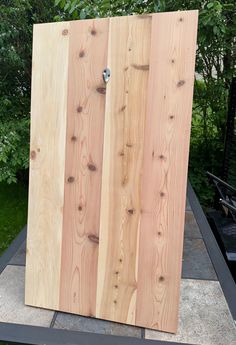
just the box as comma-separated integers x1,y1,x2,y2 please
25,22,70,309
96,15,151,324
26,12,198,332
59,19,109,316
135,11,198,332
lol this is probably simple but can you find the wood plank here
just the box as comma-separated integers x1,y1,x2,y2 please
96,15,151,324
26,12,198,332
135,11,198,332
25,22,70,309
59,19,109,316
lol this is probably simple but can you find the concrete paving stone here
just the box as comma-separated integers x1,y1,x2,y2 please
186,198,191,211
9,240,26,266
182,238,217,280
184,211,202,238
0,265,54,326
145,279,236,345
54,312,142,338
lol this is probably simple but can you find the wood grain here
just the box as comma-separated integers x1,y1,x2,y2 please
96,15,151,324
25,22,69,309
25,12,198,332
59,19,109,316
135,11,198,333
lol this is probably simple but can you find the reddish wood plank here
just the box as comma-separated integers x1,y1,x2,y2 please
135,11,198,332
59,19,109,316
96,15,151,325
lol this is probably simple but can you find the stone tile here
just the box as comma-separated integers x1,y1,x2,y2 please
145,279,236,345
182,238,217,280
54,313,142,338
0,265,54,326
186,197,191,211
9,240,26,266
184,211,202,238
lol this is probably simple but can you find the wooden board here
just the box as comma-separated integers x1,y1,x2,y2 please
135,11,198,332
96,15,151,325
59,18,109,317
25,11,198,333
25,22,69,310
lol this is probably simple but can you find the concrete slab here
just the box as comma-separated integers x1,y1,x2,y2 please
0,265,54,326
145,279,236,345
54,313,142,338
184,211,202,238
182,238,217,280
9,240,26,266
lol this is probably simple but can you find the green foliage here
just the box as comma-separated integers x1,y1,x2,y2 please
53,0,162,20
0,118,30,183
54,0,235,205
0,0,57,183
0,182,28,254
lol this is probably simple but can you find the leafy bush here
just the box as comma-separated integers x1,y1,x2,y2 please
0,118,29,183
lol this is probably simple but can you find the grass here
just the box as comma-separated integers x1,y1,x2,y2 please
0,182,28,255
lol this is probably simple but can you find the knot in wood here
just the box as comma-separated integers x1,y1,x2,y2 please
177,80,185,87
67,176,75,183
77,105,83,113
88,234,99,244
79,50,85,58
87,163,96,171
30,150,36,160
62,29,68,35
127,209,135,215
96,87,106,95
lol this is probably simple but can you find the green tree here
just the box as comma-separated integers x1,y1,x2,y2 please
0,0,57,183
54,0,236,204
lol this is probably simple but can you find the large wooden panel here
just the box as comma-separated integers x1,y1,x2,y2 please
26,11,198,333
96,15,151,325
136,11,198,333
25,22,69,309
59,18,109,316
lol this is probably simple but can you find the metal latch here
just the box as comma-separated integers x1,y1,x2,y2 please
103,68,111,83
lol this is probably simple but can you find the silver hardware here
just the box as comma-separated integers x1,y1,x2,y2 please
103,68,111,83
